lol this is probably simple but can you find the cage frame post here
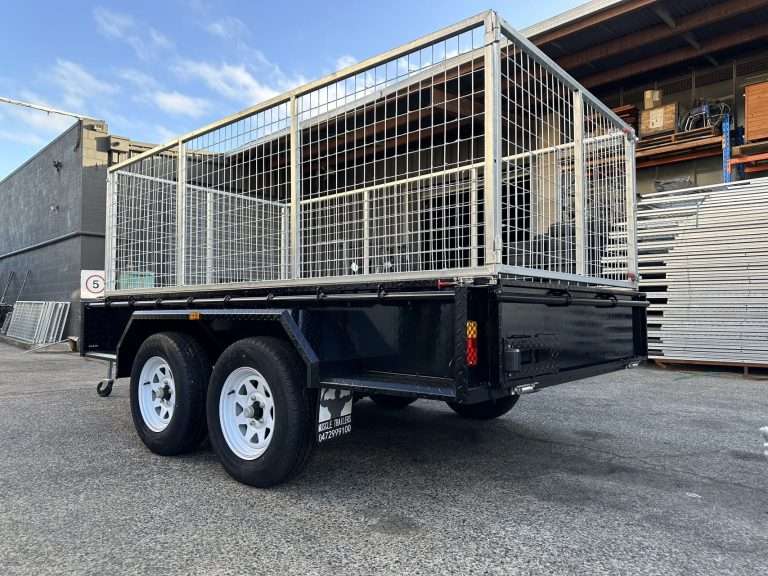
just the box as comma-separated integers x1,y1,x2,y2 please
470,167,479,268
205,190,214,284
105,173,115,289
483,11,502,267
573,91,586,276
624,134,638,281
289,96,300,279
176,138,186,286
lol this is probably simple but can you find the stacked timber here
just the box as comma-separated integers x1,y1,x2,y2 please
612,104,638,133
637,177,768,367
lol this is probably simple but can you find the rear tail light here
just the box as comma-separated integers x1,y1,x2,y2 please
466,320,478,367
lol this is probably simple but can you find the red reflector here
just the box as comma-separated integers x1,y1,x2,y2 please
466,338,478,367
466,320,478,367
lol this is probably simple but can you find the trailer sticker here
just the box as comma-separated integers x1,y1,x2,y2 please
317,388,353,443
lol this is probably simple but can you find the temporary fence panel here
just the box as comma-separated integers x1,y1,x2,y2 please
5,301,70,344
638,177,768,366
105,11,636,296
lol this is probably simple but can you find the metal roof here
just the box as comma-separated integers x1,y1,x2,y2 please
524,0,768,92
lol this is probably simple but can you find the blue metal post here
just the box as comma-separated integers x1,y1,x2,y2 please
722,113,731,183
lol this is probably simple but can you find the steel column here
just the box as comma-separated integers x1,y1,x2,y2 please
289,96,300,279
573,91,586,275
624,135,638,281
483,11,502,266
176,139,186,286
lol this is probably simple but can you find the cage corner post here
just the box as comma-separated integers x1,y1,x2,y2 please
289,96,301,280
483,10,503,270
176,138,187,287
624,134,638,283
573,90,586,277
105,172,115,291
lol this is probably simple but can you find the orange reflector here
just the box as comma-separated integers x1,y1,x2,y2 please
466,320,478,367
188,311,201,320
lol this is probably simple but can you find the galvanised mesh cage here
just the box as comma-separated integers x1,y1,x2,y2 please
105,11,637,295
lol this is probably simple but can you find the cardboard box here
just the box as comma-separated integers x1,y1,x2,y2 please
639,103,677,137
644,89,662,110
745,81,768,143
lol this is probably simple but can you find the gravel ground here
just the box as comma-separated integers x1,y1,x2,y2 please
0,342,766,575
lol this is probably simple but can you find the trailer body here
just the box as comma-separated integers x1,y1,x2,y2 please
82,11,646,486
83,280,646,401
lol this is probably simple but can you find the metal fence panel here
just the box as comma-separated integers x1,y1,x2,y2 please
6,301,70,344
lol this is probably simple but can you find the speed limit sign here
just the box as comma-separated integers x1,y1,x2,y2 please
81,270,106,299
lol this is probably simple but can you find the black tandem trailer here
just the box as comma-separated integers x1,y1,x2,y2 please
82,278,646,486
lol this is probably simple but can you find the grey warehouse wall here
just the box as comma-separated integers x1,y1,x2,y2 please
0,120,109,338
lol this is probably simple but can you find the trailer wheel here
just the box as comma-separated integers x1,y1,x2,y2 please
447,395,519,420
207,337,315,488
370,394,416,409
130,332,210,456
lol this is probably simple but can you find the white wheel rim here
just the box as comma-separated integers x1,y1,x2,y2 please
138,356,176,432
219,367,275,460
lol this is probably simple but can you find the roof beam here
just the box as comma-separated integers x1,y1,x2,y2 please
556,0,768,70
528,0,657,45
581,22,768,88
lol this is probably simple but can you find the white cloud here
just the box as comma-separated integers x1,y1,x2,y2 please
152,91,209,117
0,129,47,147
119,68,158,90
176,61,280,105
335,55,357,71
93,6,133,38
93,7,173,60
149,29,173,49
119,69,208,117
51,60,117,111
206,16,248,40
154,125,178,143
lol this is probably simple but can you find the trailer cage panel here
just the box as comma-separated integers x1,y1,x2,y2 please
105,11,637,296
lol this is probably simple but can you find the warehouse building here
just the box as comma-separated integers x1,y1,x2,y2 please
0,119,148,339
525,0,768,193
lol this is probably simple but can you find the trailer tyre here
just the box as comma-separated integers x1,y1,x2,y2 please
370,394,416,409
447,395,519,420
207,337,315,488
130,332,210,456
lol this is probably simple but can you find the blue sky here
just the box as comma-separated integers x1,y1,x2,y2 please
0,0,583,179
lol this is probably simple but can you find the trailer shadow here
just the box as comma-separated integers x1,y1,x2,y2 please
289,398,658,503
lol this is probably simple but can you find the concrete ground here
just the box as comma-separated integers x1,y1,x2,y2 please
0,343,766,576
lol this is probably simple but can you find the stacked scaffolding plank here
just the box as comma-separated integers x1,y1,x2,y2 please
638,177,768,366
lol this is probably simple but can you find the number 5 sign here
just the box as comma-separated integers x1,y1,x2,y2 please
81,270,106,299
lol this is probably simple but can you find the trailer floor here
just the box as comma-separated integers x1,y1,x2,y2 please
0,342,766,576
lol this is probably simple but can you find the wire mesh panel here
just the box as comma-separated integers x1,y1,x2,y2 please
582,101,631,282
497,26,634,286
297,27,486,279
106,12,635,294
498,33,578,278
110,151,178,289
183,102,291,285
